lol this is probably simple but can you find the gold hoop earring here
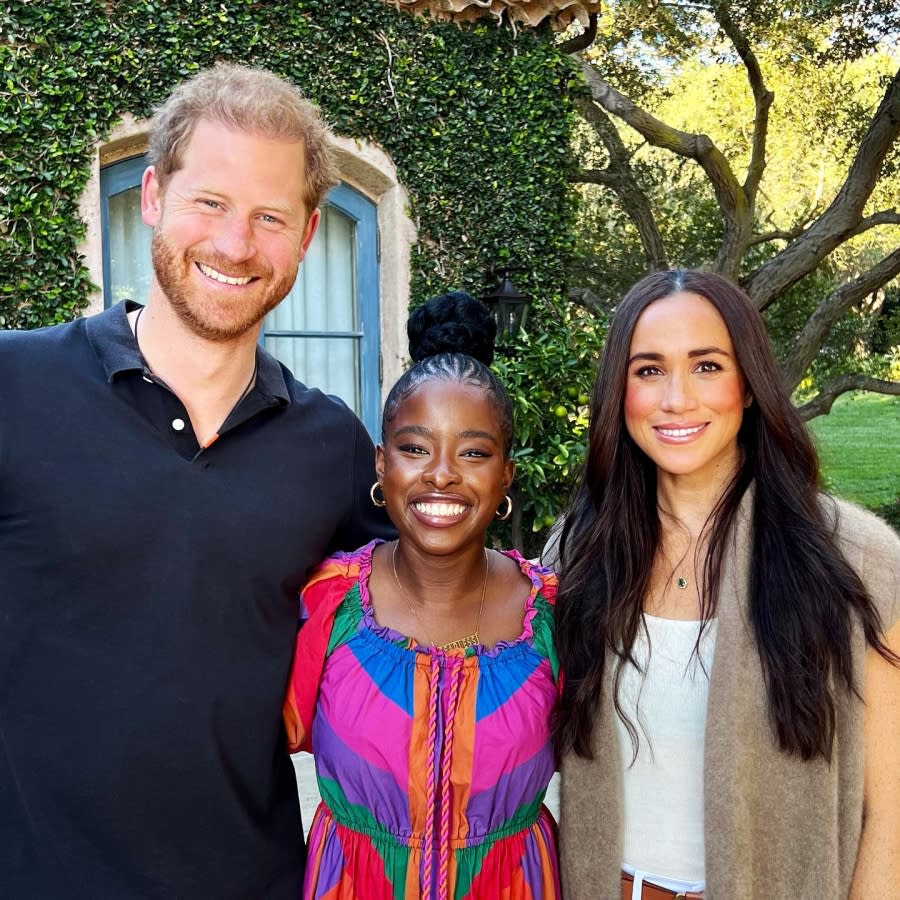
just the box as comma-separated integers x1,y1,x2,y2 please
495,495,513,521
370,481,386,508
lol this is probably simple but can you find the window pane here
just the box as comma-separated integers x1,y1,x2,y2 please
266,336,359,409
108,187,152,304
266,206,356,332
264,205,360,413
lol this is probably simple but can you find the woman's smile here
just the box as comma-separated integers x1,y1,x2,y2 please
377,379,513,557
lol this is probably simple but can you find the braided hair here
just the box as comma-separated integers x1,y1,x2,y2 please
382,291,513,455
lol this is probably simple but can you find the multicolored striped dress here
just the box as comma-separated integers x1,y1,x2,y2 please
283,540,561,900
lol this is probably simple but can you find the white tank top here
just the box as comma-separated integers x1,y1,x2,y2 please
615,613,718,886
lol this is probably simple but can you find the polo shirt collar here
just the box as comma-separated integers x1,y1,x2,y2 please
85,301,291,405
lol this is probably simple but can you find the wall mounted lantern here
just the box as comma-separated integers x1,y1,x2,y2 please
482,267,531,352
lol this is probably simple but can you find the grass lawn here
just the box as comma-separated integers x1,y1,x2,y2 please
807,391,899,510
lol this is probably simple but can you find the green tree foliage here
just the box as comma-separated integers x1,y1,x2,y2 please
565,0,900,418
493,307,606,550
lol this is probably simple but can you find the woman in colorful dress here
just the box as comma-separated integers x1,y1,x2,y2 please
552,270,900,899
284,291,561,900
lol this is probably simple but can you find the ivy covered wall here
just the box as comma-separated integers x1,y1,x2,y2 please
1,0,598,550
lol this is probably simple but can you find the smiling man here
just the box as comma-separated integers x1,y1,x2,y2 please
0,65,393,899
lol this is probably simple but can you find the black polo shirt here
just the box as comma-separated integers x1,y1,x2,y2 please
0,303,394,899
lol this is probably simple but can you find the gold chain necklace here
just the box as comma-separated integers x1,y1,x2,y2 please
391,542,489,651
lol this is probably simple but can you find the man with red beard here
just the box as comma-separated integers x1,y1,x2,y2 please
0,64,393,899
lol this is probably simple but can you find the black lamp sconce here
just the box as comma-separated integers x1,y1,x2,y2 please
481,267,531,353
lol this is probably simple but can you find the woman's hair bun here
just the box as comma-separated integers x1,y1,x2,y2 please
407,291,497,366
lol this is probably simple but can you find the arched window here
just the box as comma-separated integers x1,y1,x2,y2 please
100,157,381,436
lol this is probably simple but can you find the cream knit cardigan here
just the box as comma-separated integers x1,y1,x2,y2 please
559,492,900,900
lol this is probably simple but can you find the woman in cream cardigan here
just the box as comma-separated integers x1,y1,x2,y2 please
552,270,899,900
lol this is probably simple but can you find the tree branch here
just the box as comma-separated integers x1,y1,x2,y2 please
560,12,597,54
712,3,774,206
568,286,609,316
781,245,900,391
743,66,900,309
746,227,805,247
747,208,900,255
575,95,668,271
572,167,619,186
844,208,900,240
579,59,747,277
797,374,900,420
578,59,715,159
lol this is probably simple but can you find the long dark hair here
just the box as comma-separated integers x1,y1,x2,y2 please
553,270,896,761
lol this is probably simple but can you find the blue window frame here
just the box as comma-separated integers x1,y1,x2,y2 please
100,155,152,307
100,157,381,437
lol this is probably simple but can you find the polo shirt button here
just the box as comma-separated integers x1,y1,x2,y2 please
171,418,186,432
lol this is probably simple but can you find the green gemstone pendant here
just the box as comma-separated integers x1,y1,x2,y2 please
676,577,688,590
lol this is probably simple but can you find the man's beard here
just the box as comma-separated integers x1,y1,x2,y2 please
150,229,298,342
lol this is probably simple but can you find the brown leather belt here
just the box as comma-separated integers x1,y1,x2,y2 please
621,872,704,899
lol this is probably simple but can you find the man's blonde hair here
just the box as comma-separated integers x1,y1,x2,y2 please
148,63,339,211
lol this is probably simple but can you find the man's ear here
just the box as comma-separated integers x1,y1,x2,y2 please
297,208,320,261
141,166,162,227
